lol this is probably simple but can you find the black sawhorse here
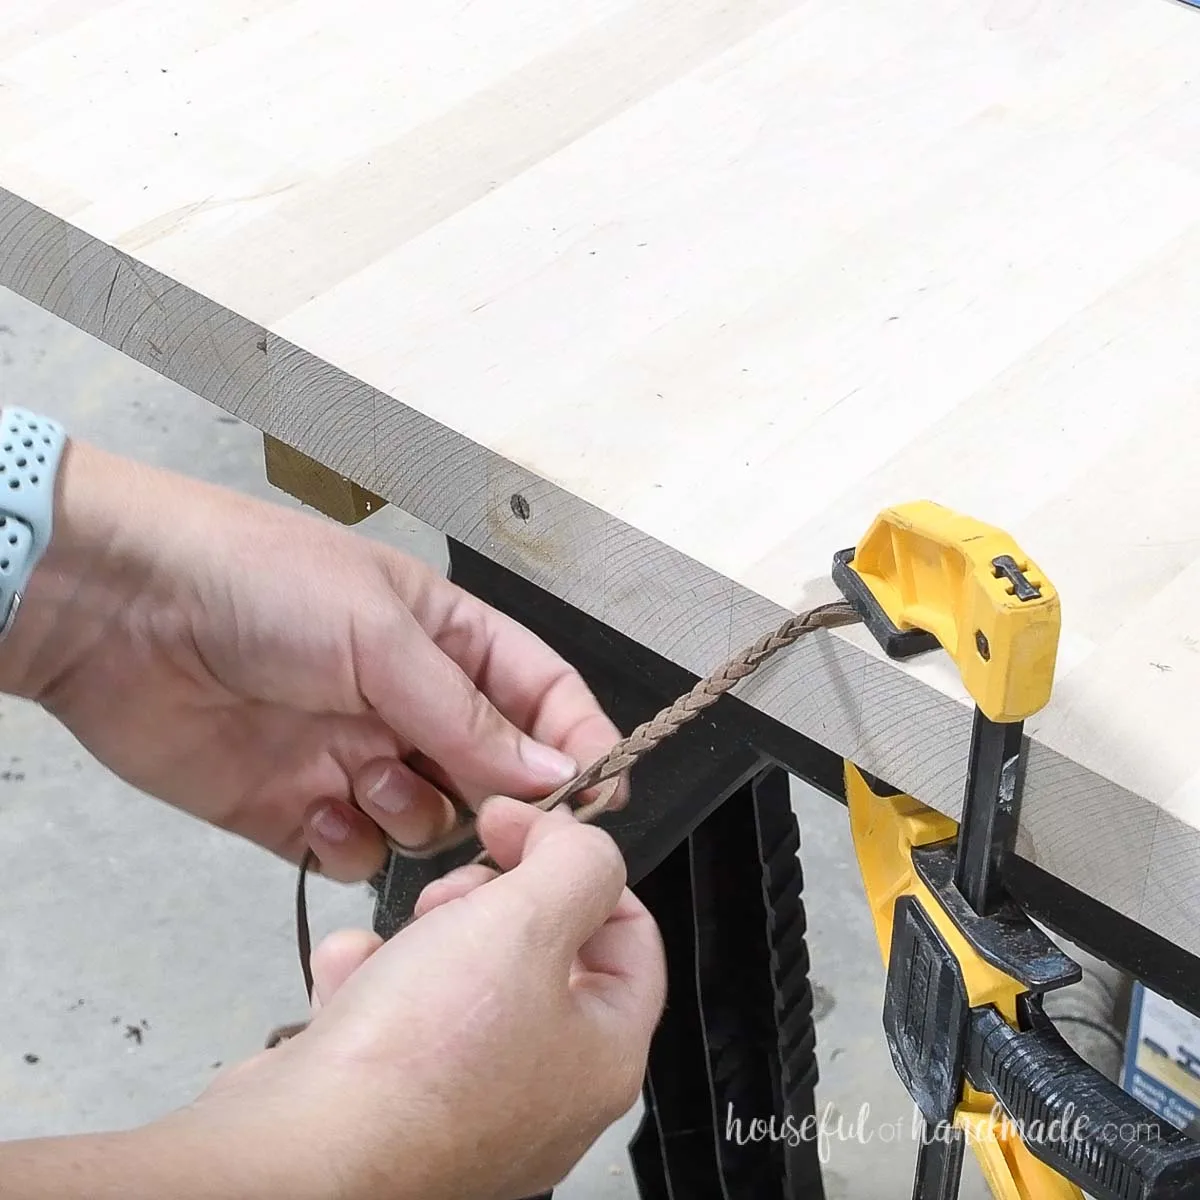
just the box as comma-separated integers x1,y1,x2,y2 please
373,541,1200,1200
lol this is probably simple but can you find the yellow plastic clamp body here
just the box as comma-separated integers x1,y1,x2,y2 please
846,763,1019,1020
845,763,1082,1200
846,501,1060,722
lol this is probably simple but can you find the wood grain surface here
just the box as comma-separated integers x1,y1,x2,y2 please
2,0,1199,949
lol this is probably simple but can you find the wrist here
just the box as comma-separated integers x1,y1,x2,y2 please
142,1108,348,1200
0,1115,338,1200
0,440,140,701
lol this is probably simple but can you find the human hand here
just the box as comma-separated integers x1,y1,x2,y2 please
4,441,623,877
182,799,666,1200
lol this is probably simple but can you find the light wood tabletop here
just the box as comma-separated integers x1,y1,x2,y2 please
2,0,1199,951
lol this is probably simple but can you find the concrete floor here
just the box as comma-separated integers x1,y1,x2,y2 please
0,284,998,1197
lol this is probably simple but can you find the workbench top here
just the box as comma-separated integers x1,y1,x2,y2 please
2,0,1199,951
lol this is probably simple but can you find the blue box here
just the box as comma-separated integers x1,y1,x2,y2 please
1123,983,1200,1138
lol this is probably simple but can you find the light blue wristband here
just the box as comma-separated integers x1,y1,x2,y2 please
0,407,67,639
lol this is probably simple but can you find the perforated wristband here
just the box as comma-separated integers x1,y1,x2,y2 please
0,407,67,639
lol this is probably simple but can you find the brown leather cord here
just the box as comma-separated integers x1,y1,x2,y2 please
265,599,860,1044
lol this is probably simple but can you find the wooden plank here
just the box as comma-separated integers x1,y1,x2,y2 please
2,0,1199,949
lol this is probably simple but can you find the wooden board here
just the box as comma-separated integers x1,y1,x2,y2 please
2,0,1200,949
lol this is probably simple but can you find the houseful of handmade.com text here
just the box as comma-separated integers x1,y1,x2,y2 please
725,1102,1160,1164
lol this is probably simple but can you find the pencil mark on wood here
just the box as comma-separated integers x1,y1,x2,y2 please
100,265,119,331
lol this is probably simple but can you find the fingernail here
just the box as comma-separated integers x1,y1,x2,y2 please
311,804,351,844
363,765,411,816
388,810,447,850
520,739,576,784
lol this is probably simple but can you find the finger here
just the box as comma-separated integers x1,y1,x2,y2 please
476,798,627,963
310,928,383,1013
304,798,387,882
356,605,578,804
353,758,459,849
413,863,500,919
470,626,628,810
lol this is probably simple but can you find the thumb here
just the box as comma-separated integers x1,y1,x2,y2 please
476,797,628,964
478,799,665,1023
358,611,577,803
310,928,383,1012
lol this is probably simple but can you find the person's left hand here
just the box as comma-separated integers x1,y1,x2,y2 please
5,441,622,879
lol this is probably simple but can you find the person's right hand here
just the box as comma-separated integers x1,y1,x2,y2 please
178,798,666,1200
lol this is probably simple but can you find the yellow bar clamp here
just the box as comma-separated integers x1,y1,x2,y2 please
846,765,1082,1200
842,501,1077,1199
